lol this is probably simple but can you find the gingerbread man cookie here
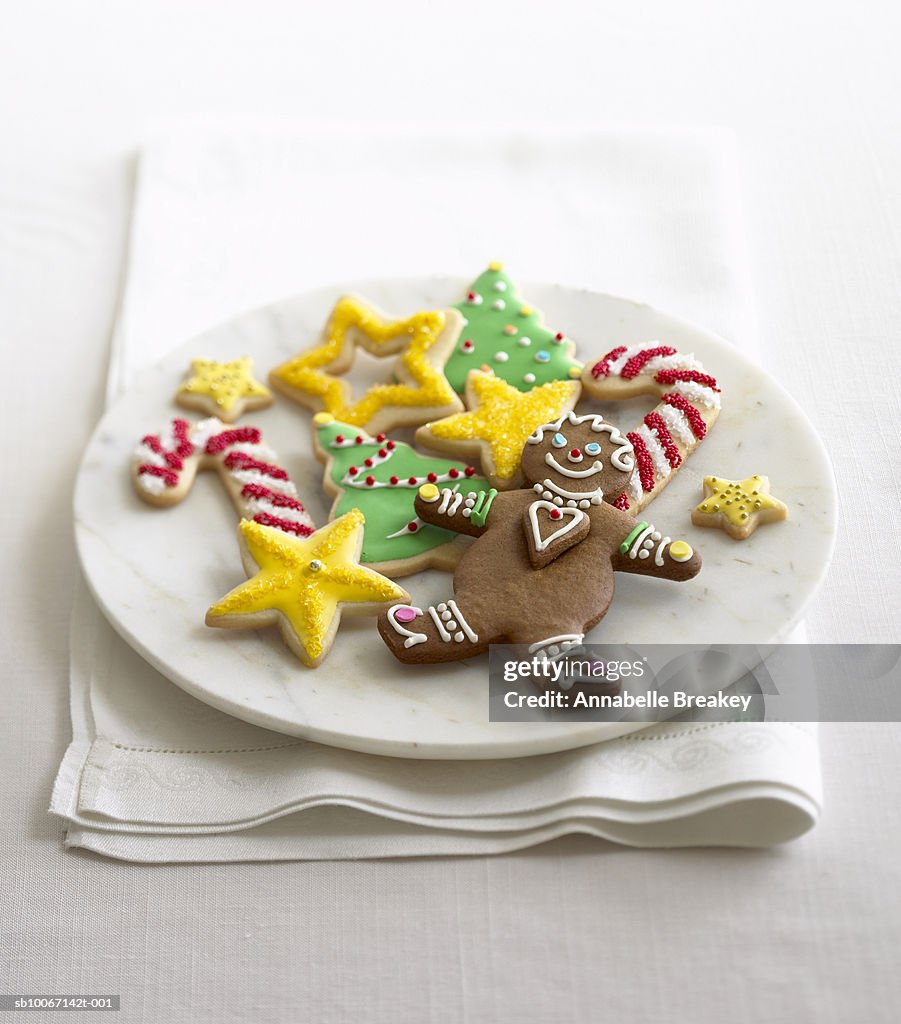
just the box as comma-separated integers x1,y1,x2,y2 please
581,340,722,511
378,411,701,664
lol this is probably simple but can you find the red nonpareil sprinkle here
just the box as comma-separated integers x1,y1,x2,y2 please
613,491,630,511
570,448,581,459
386,441,395,450
223,451,288,480
348,466,358,476
449,468,460,479
365,475,376,486
549,508,562,520
138,464,178,488
408,476,417,485
252,513,314,537
644,411,682,468
660,393,707,438
387,475,398,485
355,435,364,444
590,346,627,379
464,466,475,477
378,448,387,458
467,292,476,301
364,458,373,468
406,522,418,532
620,346,677,380
627,431,655,492
240,483,307,512
335,434,345,444
376,434,386,443
555,332,564,342
427,472,438,483
204,427,261,454
654,368,720,391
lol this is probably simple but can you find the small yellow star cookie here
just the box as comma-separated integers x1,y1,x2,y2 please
206,510,409,667
269,295,464,434
176,357,272,423
691,474,788,540
415,370,581,489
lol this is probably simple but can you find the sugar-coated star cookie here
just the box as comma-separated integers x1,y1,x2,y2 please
415,369,581,489
206,511,409,667
176,357,272,423
269,295,464,434
691,475,788,540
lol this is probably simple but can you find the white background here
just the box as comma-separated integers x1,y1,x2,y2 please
2,2,900,1021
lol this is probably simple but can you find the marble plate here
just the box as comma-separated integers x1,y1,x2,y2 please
74,278,836,759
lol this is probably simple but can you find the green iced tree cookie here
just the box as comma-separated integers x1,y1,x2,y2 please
445,262,583,393
312,413,493,576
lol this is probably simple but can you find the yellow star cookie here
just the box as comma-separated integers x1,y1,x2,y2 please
269,295,464,434
176,357,272,423
206,510,409,667
691,474,788,540
415,370,581,489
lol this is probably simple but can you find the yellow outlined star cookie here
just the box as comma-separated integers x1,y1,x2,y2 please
415,370,581,489
176,357,272,423
691,474,788,540
206,510,409,667
269,296,464,434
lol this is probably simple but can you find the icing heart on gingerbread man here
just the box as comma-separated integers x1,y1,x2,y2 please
524,501,589,569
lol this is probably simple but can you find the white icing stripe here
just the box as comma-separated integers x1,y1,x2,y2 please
640,352,701,375
136,473,168,496
447,600,478,643
427,606,452,642
191,417,226,449
637,425,671,480
629,524,655,558
670,379,721,409
605,342,662,376
386,517,424,539
242,498,310,525
438,488,453,514
545,453,603,478
135,444,167,467
654,536,671,566
226,442,279,462
230,469,298,496
448,492,464,514
656,402,695,446
626,470,643,503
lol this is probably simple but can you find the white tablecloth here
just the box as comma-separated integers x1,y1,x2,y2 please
2,2,900,1020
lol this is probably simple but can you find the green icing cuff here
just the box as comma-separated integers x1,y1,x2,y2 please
619,521,648,555
470,488,498,527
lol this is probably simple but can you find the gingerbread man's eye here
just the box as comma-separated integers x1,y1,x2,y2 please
585,442,602,456
552,433,567,448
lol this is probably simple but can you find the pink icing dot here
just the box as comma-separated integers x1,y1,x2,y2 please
395,606,417,622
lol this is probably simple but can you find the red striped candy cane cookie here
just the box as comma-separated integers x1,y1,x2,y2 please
581,342,721,512
132,417,314,538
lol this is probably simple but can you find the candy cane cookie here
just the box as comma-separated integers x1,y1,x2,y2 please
132,417,315,538
580,342,721,512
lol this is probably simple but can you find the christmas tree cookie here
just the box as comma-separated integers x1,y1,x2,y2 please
312,413,494,576
445,263,582,394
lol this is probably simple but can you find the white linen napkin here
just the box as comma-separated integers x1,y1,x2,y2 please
52,125,821,861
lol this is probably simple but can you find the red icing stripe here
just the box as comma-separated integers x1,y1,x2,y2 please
626,431,655,492
240,482,307,512
252,512,314,537
205,427,262,455
223,451,289,480
137,463,179,488
620,346,677,380
660,392,707,438
654,368,720,391
644,411,682,468
590,346,627,379
612,491,630,511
